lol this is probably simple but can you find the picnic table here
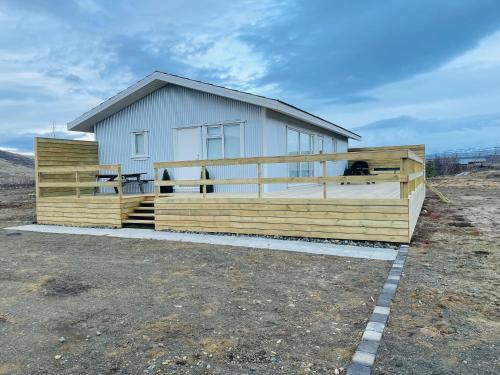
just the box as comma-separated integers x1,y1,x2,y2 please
94,172,150,194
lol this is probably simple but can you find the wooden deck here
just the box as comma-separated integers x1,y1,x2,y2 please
34,138,426,244
166,182,400,199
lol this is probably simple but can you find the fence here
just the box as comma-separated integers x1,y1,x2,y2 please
153,150,424,199
36,164,122,198
153,149,425,243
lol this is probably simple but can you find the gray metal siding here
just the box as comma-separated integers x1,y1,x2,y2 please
95,84,263,193
94,85,349,194
263,110,348,192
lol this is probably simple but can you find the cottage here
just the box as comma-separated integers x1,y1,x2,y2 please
35,72,426,243
68,71,360,193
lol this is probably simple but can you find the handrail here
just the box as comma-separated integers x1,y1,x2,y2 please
38,164,120,173
407,150,423,164
154,150,411,169
154,149,425,199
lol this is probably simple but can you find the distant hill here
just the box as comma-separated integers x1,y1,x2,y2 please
0,149,34,186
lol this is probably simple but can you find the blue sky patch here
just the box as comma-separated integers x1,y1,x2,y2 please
0,0,499,154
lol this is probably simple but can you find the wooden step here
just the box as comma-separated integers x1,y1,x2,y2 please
128,212,154,218
135,206,154,211
122,219,155,225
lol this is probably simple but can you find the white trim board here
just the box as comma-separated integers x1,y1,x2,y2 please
5,225,397,261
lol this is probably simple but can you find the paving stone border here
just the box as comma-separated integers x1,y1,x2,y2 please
347,245,409,375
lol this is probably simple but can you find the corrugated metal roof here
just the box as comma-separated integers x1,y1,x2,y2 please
67,71,361,140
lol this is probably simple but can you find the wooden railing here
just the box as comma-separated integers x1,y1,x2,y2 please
401,151,425,198
36,164,122,198
154,150,425,199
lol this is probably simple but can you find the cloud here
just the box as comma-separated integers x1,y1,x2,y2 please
314,29,500,152
237,0,500,106
0,0,500,155
173,36,269,88
352,114,500,154
0,147,34,157
0,130,86,153
0,0,286,138
74,0,105,14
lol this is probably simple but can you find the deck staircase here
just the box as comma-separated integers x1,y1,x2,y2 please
122,198,155,227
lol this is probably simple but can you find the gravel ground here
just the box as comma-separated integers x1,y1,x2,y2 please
375,170,500,374
0,187,389,375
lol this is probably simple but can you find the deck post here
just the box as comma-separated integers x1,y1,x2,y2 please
321,160,327,199
75,170,80,198
257,162,262,198
411,159,417,194
34,138,41,199
154,167,159,198
117,164,123,199
202,165,207,198
420,159,425,185
36,171,42,199
400,157,409,199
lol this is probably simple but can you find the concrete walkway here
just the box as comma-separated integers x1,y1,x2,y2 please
5,224,398,261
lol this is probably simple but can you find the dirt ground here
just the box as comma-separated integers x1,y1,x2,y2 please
0,186,35,227
1,171,499,374
375,170,500,374
0,187,389,374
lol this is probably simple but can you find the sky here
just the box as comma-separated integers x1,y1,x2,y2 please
1,0,500,155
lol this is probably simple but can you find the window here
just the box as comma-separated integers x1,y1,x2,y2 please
332,137,338,152
287,128,313,178
207,126,222,159
318,136,324,154
206,123,241,159
131,131,148,158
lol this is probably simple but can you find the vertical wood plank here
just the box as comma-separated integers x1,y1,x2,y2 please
117,164,123,198
34,138,41,199
321,161,327,199
154,167,159,198
202,165,207,198
257,162,262,199
75,171,80,198
400,157,409,199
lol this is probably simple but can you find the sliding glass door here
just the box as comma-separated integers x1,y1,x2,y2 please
287,128,313,178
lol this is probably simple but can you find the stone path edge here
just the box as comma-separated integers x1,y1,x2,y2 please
347,245,409,375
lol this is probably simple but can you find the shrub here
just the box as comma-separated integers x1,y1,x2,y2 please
160,169,173,194
200,168,214,193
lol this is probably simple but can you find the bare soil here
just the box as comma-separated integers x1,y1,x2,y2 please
2,171,498,374
0,186,35,227
0,187,388,374
375,170,500,374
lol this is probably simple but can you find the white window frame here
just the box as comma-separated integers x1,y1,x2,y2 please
332,137,338,152
203,122,244,159
317,135,324,154
286,126,315,178
130,130,149,159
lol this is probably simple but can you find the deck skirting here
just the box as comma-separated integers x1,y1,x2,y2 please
36,195,149,228
154,197,416,243
36,193,424,243
408,183,426,239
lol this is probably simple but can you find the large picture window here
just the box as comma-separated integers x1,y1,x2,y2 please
287,128,313,178
206,123,242,159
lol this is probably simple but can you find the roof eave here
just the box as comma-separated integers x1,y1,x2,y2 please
67,71,362,140
67,72,166,133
